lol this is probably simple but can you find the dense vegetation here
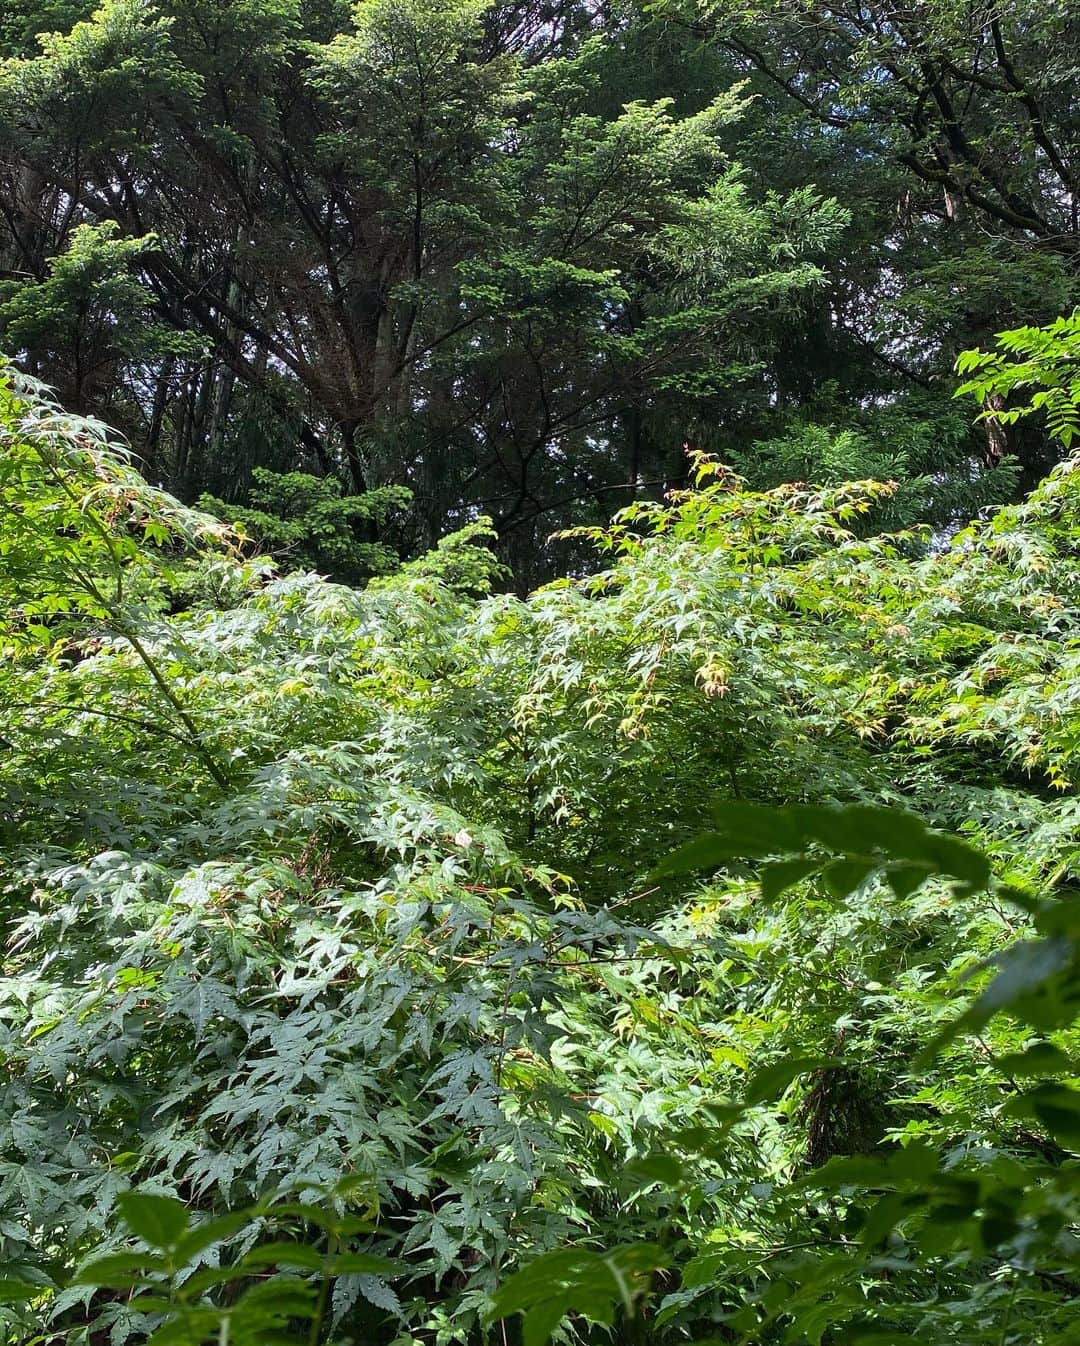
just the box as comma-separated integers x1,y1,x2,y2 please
3,0,1080,1343
2,0,1077,580
3,347,1080,1342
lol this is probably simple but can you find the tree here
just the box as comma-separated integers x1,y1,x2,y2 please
198,469,410,583
0,220,200,430
643,0,1080,488
679,0,1080,258
0,0,852,578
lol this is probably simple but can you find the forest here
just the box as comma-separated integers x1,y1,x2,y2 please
1,0,1080,1342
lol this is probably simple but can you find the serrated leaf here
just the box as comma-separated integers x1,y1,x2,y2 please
240,1241,325,1271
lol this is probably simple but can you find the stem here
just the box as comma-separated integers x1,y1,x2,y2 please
120,624,234,791
998,1276,1019,1346
309,1231,339,1346
32,436,234,792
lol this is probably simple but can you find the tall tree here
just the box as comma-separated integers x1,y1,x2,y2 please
0,0,847,578
657,0,1080,485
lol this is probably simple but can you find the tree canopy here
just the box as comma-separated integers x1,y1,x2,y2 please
4,0,1080,1342
2,0,1075,580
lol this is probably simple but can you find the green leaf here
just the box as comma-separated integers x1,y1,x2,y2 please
652,832,745,876
1015,1083,1080,1149
760,856,821,901
0,1279,39,1304
744,1055,836,1106
492,1244,667,1346
822,857,875,898
995,1042,1075,1077
73,1251,159,1288
117,1192,190,1249
173,1211,255,1262
239,1241,325,1271
656,802,989,894
623,1152,685,1188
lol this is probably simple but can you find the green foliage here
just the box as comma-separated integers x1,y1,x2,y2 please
71,1194,327,1345
728,407,1020,533
498,804,1080,1346
958,313,1080,448
0,222,201,422
380,516,509,595
6,1,1080,1338
657,799,991,899
491,1244,667,1346
0,0,1076,576
199,469,411,584
0,0,925,580
10,374,1080,1344
18,1183,398,1344
0,1,96,58
0,364,247,791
